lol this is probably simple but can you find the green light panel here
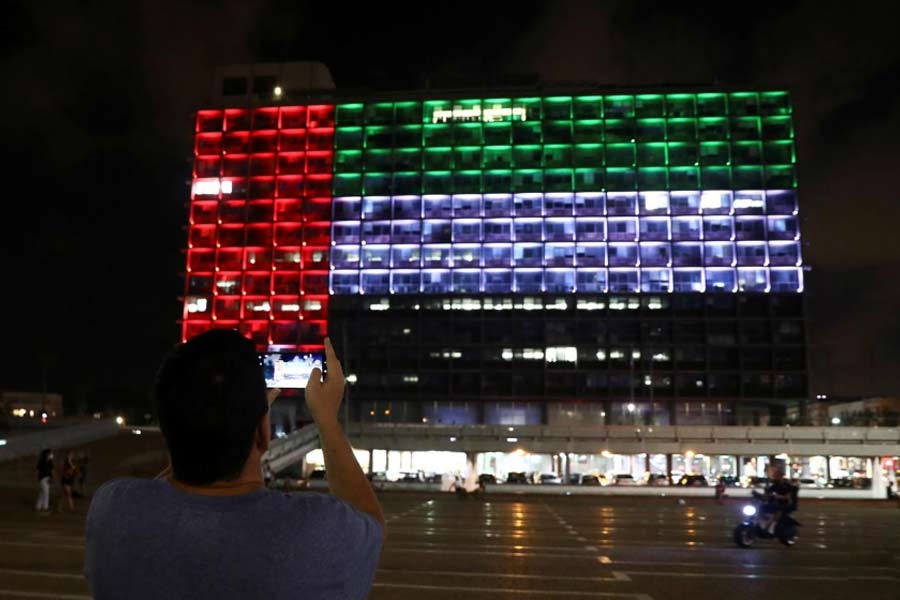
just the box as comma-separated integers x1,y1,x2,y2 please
333,91,795,194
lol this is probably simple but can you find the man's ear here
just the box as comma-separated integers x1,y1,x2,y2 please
256,413,270,453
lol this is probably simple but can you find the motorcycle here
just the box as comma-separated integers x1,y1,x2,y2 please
733,490,800,548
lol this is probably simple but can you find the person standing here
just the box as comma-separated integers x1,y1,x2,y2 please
85,332,383,599
57,452,78,513
262,460,274,488
35,449,54,513
714,478,726,504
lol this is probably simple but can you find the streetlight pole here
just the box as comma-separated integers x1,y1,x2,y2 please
40,358,49,421
629,346,635,424
648,354,654,426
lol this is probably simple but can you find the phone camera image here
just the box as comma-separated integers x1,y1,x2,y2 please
261,353,325,389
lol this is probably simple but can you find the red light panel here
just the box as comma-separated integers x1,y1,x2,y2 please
182,105,335,351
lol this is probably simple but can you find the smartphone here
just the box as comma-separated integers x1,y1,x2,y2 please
260,352,326,389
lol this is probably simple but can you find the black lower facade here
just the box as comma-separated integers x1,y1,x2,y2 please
328,292,807,427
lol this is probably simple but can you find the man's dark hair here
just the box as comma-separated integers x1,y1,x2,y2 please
155,329,268,484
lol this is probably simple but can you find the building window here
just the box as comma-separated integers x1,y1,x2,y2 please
770,268,802,292
737,268,768,292
641,268,671,293
672,242,702,267
673,269,703,292
706,268,735,292
609,269,639,293
545,269,575,293
640,242,670,266
672,217,701,240
608,243,638,267
704,242,734,266
736,242,767,266
452,269,480,292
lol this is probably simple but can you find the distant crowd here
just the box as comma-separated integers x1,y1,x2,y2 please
35,448,90,514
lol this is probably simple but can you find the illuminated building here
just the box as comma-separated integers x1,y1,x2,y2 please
183,84,806,425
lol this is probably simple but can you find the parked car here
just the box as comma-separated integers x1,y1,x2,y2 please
567,474,582,485
539,473,562,485
645,473,671,486
612,474,638,486
268,477,308,491
580,474,603,486
506,472,530,484
745,476,769,489
678,475,709,487
398,471,425,483
852,477,872,489
478,473,498,485
794,477,819,489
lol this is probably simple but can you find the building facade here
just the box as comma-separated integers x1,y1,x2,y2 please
183,89,806,426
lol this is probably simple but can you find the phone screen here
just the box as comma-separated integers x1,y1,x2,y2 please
260,353,325,389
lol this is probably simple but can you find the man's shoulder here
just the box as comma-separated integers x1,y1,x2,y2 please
89,478,162,513
287,490,349,515
94,476,157,497
288,492,381,529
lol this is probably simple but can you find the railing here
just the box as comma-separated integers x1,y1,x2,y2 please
264,423,319,472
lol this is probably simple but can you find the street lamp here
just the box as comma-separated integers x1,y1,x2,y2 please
831,417,841,426
626,402,636,413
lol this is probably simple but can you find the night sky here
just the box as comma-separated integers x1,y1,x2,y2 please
2,1,898,416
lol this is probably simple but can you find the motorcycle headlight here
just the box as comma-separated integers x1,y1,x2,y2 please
742,505,757,517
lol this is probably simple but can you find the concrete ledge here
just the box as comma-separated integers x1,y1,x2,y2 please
306,479,880,499
479,484,878,500
345,423,900,456
0,419,121,462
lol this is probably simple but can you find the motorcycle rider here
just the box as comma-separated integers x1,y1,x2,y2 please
761,462,797,533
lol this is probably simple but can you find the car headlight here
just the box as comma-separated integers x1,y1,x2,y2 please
742,505,757,517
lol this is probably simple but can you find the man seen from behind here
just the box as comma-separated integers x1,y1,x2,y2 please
84,331,384,599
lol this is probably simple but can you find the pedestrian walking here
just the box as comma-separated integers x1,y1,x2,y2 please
715,478,726,504
35,449,54,513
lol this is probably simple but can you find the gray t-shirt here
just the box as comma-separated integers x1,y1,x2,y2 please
85,478,382,599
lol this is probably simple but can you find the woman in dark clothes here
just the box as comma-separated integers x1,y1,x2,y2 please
56,451,78,513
